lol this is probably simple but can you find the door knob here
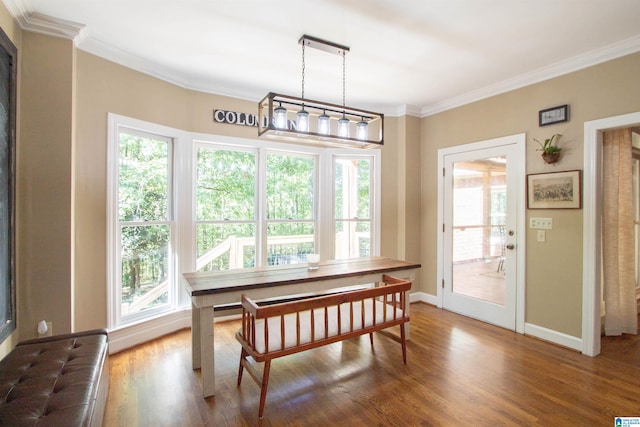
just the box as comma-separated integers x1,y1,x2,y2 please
506,244,515,250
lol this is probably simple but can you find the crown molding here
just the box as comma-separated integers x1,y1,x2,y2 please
396,104,421,117
21,12,86,45
2,1,86,44
420,34,640,117
2,0,30,20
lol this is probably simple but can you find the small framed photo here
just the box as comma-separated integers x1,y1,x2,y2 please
539,104,569,127
527,170,581,209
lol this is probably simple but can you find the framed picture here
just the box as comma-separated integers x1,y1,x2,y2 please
0,26,16,345
527,170,581,209
539,104,569,127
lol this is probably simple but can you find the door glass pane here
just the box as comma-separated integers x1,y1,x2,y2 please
452,157,506,304
120,224,170,315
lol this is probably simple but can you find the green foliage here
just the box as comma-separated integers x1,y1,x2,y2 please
119,134,169,222
118,133,171,304
534,134,562,154
196,147,255,221
266,154,314,220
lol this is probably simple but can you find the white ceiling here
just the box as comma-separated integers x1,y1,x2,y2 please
6,0,640,115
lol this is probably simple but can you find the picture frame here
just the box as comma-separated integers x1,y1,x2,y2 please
527,170,581,209
539,104,569,127
0,26,16,345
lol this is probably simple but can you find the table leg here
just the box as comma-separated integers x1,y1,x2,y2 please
191,302,201,369
199,305,215,397
405,300,411,341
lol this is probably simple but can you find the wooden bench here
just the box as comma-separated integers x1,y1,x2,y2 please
235,274,411,418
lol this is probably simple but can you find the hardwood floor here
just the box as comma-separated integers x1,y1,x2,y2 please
104,303,640,426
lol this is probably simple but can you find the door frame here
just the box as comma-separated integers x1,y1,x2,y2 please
436,133,526,334
583,111,640,356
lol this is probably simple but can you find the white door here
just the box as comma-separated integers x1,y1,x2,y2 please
438,134,525,331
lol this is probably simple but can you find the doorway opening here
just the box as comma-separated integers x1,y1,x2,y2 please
583,112,640,356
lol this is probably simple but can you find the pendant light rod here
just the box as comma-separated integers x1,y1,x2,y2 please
298,35,350,56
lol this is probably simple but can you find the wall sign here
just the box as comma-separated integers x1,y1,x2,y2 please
214,109,268,128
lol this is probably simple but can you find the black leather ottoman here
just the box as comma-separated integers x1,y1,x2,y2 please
0,329,109,426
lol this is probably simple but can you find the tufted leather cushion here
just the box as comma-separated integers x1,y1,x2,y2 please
0,329,109,427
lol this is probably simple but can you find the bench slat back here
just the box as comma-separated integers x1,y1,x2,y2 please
239,274,411,356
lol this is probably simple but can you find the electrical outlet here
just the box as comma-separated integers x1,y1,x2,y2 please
37,321,53,337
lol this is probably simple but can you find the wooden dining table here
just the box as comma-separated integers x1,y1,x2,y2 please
182,256,421,397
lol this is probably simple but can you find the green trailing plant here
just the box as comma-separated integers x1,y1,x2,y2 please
534,134,562,154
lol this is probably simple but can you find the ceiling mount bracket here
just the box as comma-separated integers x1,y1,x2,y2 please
298,35,349,56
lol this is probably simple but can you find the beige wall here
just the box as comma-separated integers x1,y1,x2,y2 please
19,32,75,339
421,52,640,337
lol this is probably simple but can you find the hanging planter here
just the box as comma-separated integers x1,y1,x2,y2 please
535,134,562,164
542,151,561,164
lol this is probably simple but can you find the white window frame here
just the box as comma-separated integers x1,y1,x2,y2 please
193,141,259,270
330,152,381,259
262,149,318,266
107,114,190,330
108,115,380,331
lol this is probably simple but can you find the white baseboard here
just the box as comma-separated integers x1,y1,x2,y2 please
108,309,191,354
108,309,243,354
110,296,584,356
524,322,582,352
410,291,437,306
407,295,583,352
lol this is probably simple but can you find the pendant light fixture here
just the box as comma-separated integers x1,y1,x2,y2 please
258,35,384,148
356,118,369,140
317,110,330,135
273,102,288,129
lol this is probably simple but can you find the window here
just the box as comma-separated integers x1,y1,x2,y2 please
266,152,316,265
195,145,257,270
108,114,380,330
334,157,375,259
110,127,176,326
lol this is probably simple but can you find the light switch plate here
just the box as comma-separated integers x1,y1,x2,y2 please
530,217,552,229
537,230,546,242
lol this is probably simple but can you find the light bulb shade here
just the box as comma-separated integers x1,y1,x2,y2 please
274,105,288,129
337,116,350,138
317,112,330,135
296,109,310,132
356,119,368,140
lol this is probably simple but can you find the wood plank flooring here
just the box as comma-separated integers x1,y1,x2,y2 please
104,303,640,426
